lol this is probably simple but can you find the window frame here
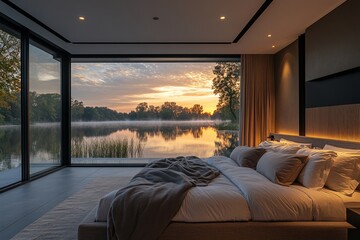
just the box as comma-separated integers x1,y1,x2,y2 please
0,15,70,192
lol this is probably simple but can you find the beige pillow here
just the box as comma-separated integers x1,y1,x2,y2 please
297,148,337,190
259,141,301,154
230,146,266,169
280,138,312,148
256,151,308,186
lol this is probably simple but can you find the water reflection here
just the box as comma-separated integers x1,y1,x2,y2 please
0,121,239,171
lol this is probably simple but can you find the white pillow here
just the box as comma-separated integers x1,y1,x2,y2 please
279,138,312,148
324,144,360,190
297,148,337,190
323,144,360,153
259,141,301,154
325,152,360,195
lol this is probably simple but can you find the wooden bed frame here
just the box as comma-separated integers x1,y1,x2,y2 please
78,134,360,240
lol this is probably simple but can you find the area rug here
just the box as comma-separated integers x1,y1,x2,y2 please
11,176,132,240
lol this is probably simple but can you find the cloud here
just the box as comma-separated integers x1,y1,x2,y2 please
71,62,219,112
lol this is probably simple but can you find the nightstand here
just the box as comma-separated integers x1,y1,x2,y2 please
347,208,360,240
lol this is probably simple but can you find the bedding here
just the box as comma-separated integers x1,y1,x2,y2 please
256,151,307,186
107,156,219,240
258,140,301,154
280,138,313,148
325,152,360,195
229,146,265,169
97,155,346,231
296,148,337,190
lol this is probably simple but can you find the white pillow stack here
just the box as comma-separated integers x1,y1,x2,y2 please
323,144,360,196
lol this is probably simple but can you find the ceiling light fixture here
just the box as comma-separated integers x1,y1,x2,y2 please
272,45,275,48
267,34,272,37
220,16,226,20
79,16,85,21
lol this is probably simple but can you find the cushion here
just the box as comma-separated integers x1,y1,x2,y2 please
279,138,312,148
323,144,360,153
256,151,308,186
230,146,266,169
297,148,337,190
259,141,301,154
324,144,360,192
325,152,360,195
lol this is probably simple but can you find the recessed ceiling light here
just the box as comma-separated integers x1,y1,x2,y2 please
220,16,226,20
272,45,275,48
153,17,159,20
79,16,85,21
267,34,272,37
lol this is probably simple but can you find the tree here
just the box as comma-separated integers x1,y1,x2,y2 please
0,29,21,123
135,102,149,119
190,104,204,119
212,62,240,121
71,99,85,121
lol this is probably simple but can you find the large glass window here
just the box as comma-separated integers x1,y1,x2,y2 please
29,42,61,175
0,27,21,187
71,61,240,164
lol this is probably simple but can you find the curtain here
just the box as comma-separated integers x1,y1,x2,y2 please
239,54,275,147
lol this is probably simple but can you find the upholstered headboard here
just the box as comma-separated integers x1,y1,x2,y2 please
270,133,360,149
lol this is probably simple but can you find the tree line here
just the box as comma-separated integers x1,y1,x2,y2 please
72,100,212,121
0,92,239,124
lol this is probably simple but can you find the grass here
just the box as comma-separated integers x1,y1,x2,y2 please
71,138,144,158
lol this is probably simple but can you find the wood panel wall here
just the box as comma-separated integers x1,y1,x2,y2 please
306,104,360,142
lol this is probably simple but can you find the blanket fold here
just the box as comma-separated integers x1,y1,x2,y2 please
108,156,219,240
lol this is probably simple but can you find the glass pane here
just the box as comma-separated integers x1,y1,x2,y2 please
71,62,240,164
0,28,22,188
29,43,61,175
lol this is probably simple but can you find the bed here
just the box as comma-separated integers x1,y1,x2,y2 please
78,134,360,240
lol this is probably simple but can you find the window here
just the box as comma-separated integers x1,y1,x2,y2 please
0,27,21,188
29,42,61,174
71,61,240,164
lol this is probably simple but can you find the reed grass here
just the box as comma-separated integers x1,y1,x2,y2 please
71,138,144,158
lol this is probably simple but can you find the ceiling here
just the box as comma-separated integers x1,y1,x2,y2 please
4,0,347,54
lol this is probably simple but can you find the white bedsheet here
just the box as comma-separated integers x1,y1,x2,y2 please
323,189,360,208
173,174,250,222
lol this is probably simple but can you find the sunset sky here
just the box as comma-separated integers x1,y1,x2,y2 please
71,62,219,113
29,46,225,114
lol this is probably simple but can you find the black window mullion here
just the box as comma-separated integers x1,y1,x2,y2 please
61,53,71,166
21,30,30,181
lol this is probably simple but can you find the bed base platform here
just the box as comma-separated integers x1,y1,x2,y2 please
78,207,352,240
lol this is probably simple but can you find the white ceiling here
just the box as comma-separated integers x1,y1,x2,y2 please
7,0,347,54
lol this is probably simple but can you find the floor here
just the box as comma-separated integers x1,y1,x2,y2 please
0,167,142,240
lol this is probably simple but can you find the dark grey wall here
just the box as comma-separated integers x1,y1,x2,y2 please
305,0,360,81
274,40,299,135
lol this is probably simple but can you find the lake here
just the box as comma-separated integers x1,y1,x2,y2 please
0,120,238,172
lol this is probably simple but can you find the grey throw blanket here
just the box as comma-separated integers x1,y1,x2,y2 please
107,156,219,240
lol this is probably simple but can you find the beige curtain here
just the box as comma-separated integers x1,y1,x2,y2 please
239,54,275,147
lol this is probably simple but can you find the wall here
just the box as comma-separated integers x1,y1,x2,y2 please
274,0,360,141
274,40,299,135
305,0,360,141
305,0,360,81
